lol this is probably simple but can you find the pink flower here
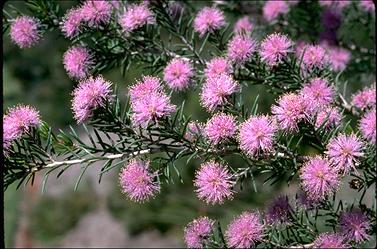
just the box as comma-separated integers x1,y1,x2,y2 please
63,46,94,79
184,217,215,248
61,8,84,38
263,0,289,22
193,7,226,37
359,109,376,143
128,76,162,102
184,121,203,142
225,211,264,248
163,58,194,91
326,134,364,174
338,210,371,243
315,106,342,129
260,33,293,66
359,0,375,12
328,46,351,71
295,40,309,58
234,16,253,34
3,105,41,151
194,161,234,204
204,57,232,78
200,74,239,112
227,35,256,64
297,190,321,209
319,0,351,10
301,45,329,70
71,75,112,123
81,0,113,27
271,93,307,132
265,195,292,224
119,159,160,203
239,115,276,156
131,92,176,127
10,16,41,48
299,78,335,114
118,3,155,33
300,156,340,202
351,84,376,110
313,233,348,248
204,113,237,145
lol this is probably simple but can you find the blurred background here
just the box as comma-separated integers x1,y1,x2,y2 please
3,0,376,247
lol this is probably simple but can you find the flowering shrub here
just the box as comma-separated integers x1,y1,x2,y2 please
3,0,376,248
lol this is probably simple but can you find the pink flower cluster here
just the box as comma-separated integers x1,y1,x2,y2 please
327,46,351,72
351,84,376,110
301,45,329,70
359,0,375,12
265,195,292,224
338,210,371,244
61,8,85,38
359,109,376,144
204,57,232,78
184,217,215,248
260,33,293,66
118,3,155,33
163,58,194,91
119,159,160,203
313,233,348,248
227,35,257,64
300,78,335,114
204,113,237,145
234,16,253,34
263,0,290,22
71,75,112,123
193,7,226,37
63,46,95,79
10,16,41,48
315,106,342,129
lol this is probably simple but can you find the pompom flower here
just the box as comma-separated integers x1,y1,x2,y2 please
163,58,194,91
227,35,256,64
315,106,342,129
313,233,348,248
200,74,239,112
263,0,289,22
265,195,292,224
81,0,113,27
300,156,340,202
239,115,276,156
351,84,376,110
328,46,351,72
71,75,112,123
193,7,226,37
300,78,335,114
119,159,160,203
338,210,371,243
184,121,203,142
10,16,41,48
61,7,84,38
184,217,215,248
204,57,232,78
326,134,364,174
301,45,328,70
128,76,162,102
359,0,375,12
63,46,94,79
359,109,376,143
225,211,264,248
204,113,237,145
119,3,155,33
260,33,293,66
234,16,253,34
194,161,234,204
271,93,307,132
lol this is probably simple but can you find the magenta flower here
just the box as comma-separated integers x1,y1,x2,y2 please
61,7,84,38
184,121,203,142
351,84,376,110
128,76,162,102
265,195,292,224
193,7,226,37
200,74,239,112
359,0,375,12
297,190,321,209
10,16,41,48
319,0,351,10
300,78,335,114
339,210,371,244
63,46,94,79
3,105,41,151
119,159,160,203
71,75,112,123
260,33,293,66
204,57,232,78
194,161,234,205
263,0,289,22
295,40,309,58
204,113,237,145
163,58,194,91
313,233,348,248
131,92,176,127
239,115,276,156
328,46,351,72
227,35,256,64
300,156,340,202
326,134,364,174
118,3,155,33
301,45,329,70
271,93,307,132
225,211,264,248
184,217,215,248
234,16,253,34
359,109,376,143
315,106,342,129
81,0,113,27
